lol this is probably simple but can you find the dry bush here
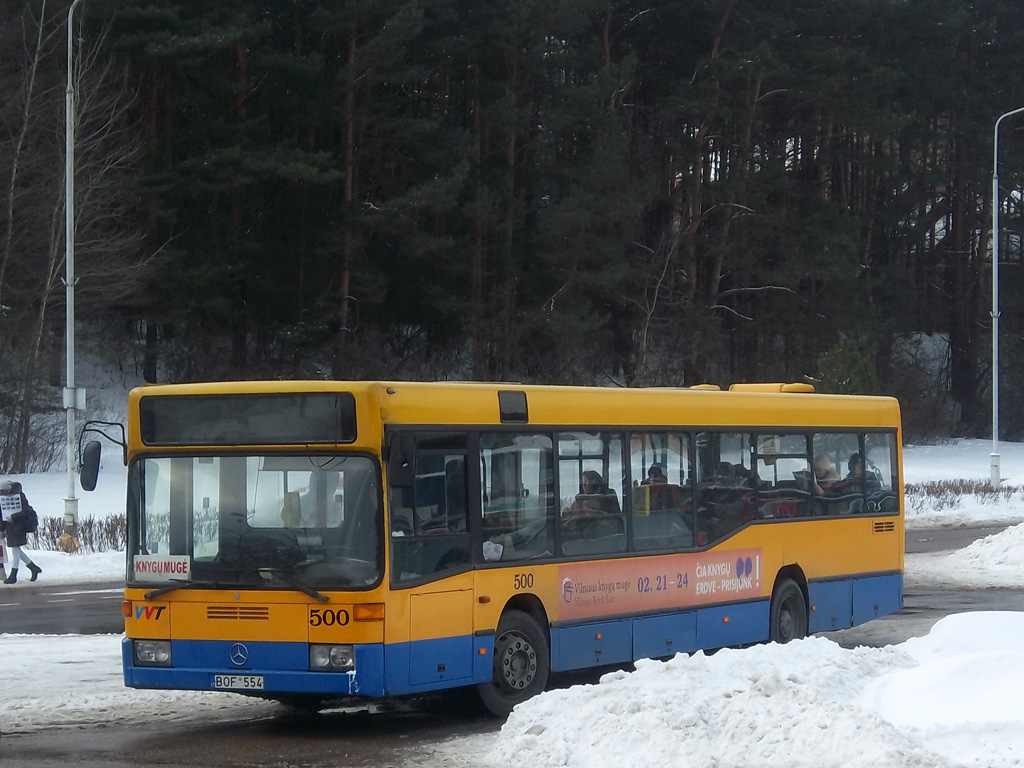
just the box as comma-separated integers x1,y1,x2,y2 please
904,480,1023,516
904,479,1022,500
35,514,126,553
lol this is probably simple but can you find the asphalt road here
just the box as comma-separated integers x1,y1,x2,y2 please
1,524,1019,768
0,580,124,634
904,523,1011,554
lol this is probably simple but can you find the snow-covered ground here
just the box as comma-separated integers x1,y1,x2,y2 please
3,438,1024,767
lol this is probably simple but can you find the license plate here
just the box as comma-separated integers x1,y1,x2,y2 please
213,674,264,691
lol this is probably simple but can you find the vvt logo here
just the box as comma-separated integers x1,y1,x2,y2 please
134,605,167,620
562,577,574,603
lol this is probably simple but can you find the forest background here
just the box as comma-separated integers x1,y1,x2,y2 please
3,0,1024,472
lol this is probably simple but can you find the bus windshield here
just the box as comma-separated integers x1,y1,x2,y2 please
127,453,381,590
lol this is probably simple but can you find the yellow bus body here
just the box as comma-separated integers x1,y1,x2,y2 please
120,381,902,710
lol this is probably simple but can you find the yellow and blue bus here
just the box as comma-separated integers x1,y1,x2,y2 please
90,380,903,716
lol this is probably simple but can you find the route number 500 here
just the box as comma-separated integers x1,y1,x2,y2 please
513,573,534,590
309,608,350,627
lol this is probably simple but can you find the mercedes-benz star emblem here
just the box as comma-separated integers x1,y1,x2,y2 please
229,643,249,666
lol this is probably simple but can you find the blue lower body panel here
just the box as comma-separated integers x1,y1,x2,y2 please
633,612,697,659
549,599,769,671
554,619,634,671
122,573,903,697
808,579,855,632
808,573,903,632
382,634,494,694
853,573,903,624
694,600,769,650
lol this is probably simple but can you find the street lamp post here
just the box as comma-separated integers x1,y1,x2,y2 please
991,106,1024,488
64,0,86,538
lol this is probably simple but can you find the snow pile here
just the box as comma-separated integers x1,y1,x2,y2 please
467,612,1024,768
487,640,934,768
1,634,276,732
908,522,1024,587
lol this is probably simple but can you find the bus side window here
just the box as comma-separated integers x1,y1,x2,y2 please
390,445,471,584
479,433,555,563
696,432,756,544
629,431,693,552
753,434,812,519
557,432,627,556
864,432,900,513
812,432,864,515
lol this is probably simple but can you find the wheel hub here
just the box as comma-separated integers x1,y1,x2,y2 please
779,607,795,639
499,633,537,690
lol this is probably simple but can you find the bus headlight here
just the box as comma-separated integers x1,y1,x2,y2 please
309,644,354,672
134,640,172,667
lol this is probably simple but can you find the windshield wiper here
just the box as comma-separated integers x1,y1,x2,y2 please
259,568,329,603
143,579,221,600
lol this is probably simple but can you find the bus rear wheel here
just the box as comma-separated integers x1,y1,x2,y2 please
769,578,807,643
476,609,550,718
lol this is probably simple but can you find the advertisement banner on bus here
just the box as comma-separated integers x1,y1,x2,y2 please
558,548,762,620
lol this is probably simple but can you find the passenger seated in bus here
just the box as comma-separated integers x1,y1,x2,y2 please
641,464,667,485
846,453,880,494
563,470,621,517
806,453,878,515
811,455,839,496
806,455,845,514
563,470,622,541
713,462,756,489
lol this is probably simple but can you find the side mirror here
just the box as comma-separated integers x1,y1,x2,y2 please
80,440,102,492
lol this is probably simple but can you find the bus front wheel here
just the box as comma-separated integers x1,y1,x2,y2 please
769,578,807,643
476,609,550,718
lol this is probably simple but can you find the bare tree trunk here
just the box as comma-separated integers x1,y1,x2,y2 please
0,1,47,312
13,193,64,472
332,22,358,380
472,54,484,379
683,0,733,306
949,131,983,433
1,2,52,471
501,128,518,380
229,41,250,372
2,10,143,470
499,49,520,381
709,64,761,308
144,322,158,383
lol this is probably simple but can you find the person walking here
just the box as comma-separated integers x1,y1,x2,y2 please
0,479,12,583
0,480,41,584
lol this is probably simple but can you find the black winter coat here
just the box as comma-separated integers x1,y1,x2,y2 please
1,491,35,548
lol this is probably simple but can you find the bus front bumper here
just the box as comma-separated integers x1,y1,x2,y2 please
122,637,386,698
